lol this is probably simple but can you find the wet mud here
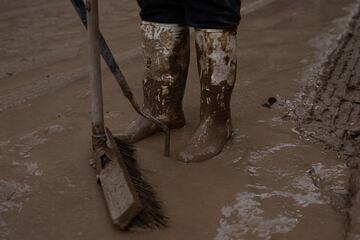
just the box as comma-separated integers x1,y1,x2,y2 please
0,0,359,239
283,4,360,240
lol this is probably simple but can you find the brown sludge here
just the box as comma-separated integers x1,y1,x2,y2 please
1,0,360,239
286,8,360,239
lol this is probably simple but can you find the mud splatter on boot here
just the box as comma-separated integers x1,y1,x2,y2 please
178,29,237,163
120,21,190,143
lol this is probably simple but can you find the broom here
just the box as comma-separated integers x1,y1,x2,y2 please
71,0,168,230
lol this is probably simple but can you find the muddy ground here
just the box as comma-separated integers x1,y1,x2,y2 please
0,0,359,239
283,6,360,239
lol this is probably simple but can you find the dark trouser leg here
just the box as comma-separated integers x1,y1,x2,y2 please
136,0,241,28
184,0,241,29
136,0,186,24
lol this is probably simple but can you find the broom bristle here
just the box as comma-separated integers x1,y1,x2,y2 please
114,137,168,229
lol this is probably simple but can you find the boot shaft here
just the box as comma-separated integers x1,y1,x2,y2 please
195,29,237,123
140,21,190,116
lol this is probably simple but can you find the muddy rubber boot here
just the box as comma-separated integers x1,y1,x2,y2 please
119,21,190,143
178,29,237,163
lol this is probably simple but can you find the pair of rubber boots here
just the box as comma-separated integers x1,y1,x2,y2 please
120,21,237,163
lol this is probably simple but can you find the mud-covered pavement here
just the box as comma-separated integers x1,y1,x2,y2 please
0,0,359,239
284,5,360,239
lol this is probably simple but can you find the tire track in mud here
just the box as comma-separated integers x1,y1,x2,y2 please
285,7,360,240
0,0,277,113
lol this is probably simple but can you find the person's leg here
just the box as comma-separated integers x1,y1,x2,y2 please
178,0,240,163
137,0,186,24
120,1,190,143
184,0,241,29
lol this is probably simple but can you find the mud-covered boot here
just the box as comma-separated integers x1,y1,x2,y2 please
178,29,237,163
120,21,190,143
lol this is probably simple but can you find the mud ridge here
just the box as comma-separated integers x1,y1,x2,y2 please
283,6,360,240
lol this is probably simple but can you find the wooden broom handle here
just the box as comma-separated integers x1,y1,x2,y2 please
86,0,105,140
